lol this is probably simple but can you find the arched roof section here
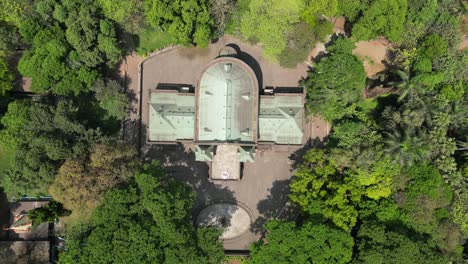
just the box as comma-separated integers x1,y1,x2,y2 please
195,57,258,143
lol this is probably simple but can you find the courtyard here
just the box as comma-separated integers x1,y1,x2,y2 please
137,36,330,250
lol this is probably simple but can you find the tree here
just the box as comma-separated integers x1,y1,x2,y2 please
0,99,102,197
249,221,353,264
59,161,224,264
209,0,236,34
97,0,145,33
301,0,338,28
144,0,215,47
355,221,448,263
278,21,332,68
0,0,32,27
49,142,137,217
0,22,21,51
92,79,129,120
0,55,13,96
290,149,397,230
28,201,70,227
394,164,453,235
305,37,366,121
240,0,305,59
351,0,407,42
17,0,122,95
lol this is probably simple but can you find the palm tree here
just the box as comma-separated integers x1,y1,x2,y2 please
383,128,431,167
386,70,421,102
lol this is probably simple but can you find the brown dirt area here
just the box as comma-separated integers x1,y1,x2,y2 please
353,38,390,78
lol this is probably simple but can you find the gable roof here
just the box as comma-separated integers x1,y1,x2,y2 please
148,91,195,142
258,95,304,145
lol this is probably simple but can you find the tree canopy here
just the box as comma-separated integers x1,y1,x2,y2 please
144,0,215,47
17,0,122,95
59,161,224,264
249,220,353,264
50,142,138,218
305,37,366,121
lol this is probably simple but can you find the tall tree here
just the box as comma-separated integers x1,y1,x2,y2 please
0,99,102,197
355,221,448,263
0,55,13,96
240,0,304,59
92,79,129,120
305,37,366,121
59,161,224,264
49,142,138,217
249,221,353,264
17,0,122,95
351,0,407,42
144,0,215,47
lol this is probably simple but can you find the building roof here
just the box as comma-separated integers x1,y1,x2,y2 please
0,241,50,264
148,91,195,142
196,57,258,143
258,95,304,145
7,201,50,241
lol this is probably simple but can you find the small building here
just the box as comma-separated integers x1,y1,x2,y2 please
147,50,305,180
0,200,51,264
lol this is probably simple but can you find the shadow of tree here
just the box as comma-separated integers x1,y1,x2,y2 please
250,179,295,235
143,144,237,223
288,137,325,170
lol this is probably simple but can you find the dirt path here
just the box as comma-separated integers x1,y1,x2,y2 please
120,52,144,146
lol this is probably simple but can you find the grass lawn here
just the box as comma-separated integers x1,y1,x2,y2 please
136,27,175,56
0,144,14,172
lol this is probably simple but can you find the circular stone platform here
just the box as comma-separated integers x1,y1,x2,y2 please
196,203,252,240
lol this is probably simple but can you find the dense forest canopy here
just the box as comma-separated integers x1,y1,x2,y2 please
0,0,466,263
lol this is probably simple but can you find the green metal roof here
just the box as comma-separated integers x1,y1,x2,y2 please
195,145,214,161
258,95,304,145
148,91,195,141
197,58,258,143
238,146,256,162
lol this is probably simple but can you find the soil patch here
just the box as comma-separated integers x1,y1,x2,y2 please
353,38,390,78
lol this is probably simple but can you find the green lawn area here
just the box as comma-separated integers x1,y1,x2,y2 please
0,144,14,172
136,27,175,56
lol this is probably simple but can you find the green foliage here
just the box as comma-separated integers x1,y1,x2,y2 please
249,221,353,264
49,142,138,217
337,0,369,22
351,0,407,42
305,37,366,121
0,55,13,96
395,165,453,234
144,0,215,47
28,201,70,227
278,21,332,68
17,0,122,95
301,0,338,28
240,0,304,59
0,0,32,27
0,99,102,197
0,100,30,149
0,22,20,51
59,161,224,264
355,221,448,263
452,191,468,235
290,149,396,230
136,27,176,55
92,79,129,120
97,0,145,33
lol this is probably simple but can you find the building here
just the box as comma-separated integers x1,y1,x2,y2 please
0,200,52,264
147,48,305,180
